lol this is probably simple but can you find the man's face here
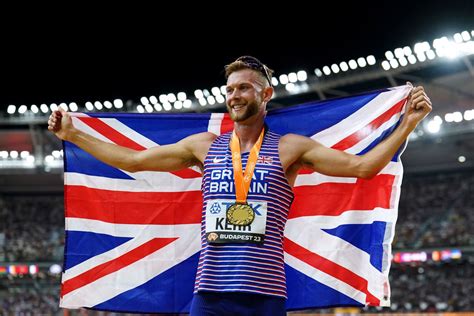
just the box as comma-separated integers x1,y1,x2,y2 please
225,69,266,122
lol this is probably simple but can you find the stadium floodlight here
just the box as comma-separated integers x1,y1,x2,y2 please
453,33,463,43
183,100,192,109
159,94,168,103
10,151,19,159
330,64,340,74
271,77,279,86
0,151,8,159
145,104,153,113
464,110,474,121
149,96,158,104
177,92,187,101
7,105,16,114
207,96,216,105
203,89,210,97
403,46,412,56
59,103,69,111
296,70,307,81
339,62,349,72
288,72,298,83
103,101,113,109
20,151,29,159
458,156,466,163
394,48,404,59
211,87,221,96
399,57,408,67
408,55,417,64
216,95,225,104
285,83,296,93
389,59,399,68
173,101,183,110
113,99,124,108
357,57,367,68
385,51,394,60
279,74,289,84
167,93,177,103
52,150,61,159
40,104,49,113
416,52,426,62
140,97,150,105
94,101,103,110
414,41,430,54
444,113,454,122
161,101,172,111
154,103,163,111
381,61,390,71
85,102,94,111
322,66,331,75
18,105,27,114
26,156,35,163
136,105,145,113
366,55,376,66
194,89,204,99
220,86,227,95
452,111,463,122
461,31,471,41
314,68,323,77
69,102,78,112
44,155,54,163
426,50,436,60
348,60,357,70
199,98,207,106
433,115,443,124
30,104,39,114
426,120,441,133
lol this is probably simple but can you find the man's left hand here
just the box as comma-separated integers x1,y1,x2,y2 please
403,82,432,130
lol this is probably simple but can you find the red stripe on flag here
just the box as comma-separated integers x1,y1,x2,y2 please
78,117,201,179
61,237,177,297
289,174,394,218
66,185,202,224
332,99,406,151
220,113,234,134
79,117,146,150
284,237,380,305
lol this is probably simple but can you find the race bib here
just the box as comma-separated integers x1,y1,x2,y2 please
205,199,267,244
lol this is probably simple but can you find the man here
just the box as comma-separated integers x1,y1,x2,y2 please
49,56,432,315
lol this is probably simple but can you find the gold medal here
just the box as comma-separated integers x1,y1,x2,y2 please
228,128,265,226
226,203,255,226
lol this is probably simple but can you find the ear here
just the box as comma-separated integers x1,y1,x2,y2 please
262,86,274,103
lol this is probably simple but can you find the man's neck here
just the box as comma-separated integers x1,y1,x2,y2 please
233,120,265,152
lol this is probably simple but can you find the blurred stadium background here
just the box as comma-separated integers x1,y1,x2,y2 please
0,27,473,315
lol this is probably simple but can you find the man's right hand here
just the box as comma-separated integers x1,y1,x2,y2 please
48,108,75,141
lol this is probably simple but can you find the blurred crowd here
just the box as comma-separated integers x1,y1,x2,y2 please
394,170,474,249
0,169,473,314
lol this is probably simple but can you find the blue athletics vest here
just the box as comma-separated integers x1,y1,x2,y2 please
194,130,294,298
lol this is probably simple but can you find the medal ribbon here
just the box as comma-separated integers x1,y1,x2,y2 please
230,128,265,203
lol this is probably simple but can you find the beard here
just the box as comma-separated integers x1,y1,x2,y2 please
227,99,260,122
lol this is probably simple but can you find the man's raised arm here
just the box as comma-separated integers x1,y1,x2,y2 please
282,84,432,180
48,108,216,172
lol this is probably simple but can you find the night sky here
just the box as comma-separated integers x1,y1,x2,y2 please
1,1,472,111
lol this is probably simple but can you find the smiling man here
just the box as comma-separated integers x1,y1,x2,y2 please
49,55,432,315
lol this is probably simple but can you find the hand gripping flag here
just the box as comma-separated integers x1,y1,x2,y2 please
60,85,410,313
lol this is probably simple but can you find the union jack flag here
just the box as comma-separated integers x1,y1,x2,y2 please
60,85,410,313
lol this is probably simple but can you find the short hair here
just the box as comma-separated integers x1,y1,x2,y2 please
224,56,274,86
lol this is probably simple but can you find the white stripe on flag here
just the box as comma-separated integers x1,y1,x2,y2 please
208,113,224,135
312,86,409,147
64,172,202,192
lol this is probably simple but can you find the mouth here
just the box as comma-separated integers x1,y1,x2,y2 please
231,104,246,112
